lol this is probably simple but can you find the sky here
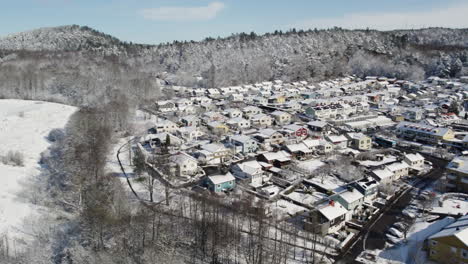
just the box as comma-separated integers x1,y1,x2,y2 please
1,0,468,44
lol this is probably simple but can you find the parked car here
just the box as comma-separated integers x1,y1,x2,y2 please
388,227,404,238
393,222,406,232
386,234,400,244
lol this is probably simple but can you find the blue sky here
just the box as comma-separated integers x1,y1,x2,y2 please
2,0,468,44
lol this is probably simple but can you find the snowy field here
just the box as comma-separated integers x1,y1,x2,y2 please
0,99,76,250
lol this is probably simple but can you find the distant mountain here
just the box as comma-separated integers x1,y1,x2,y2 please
0,25,467,105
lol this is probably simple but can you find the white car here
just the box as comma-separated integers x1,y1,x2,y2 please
386,234,400,244
388,227,404,238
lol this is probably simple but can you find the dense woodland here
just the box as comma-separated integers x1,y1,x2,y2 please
0,26,467,106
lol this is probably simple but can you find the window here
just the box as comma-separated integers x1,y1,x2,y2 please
462,249,467,259
430,240,438,246
430,250,437,256
451,247,457,254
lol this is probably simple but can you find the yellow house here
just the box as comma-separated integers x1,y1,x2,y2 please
427,215,468,264
446,156,468,193
207,121,229,135
268,95,286,104
346,132,372,150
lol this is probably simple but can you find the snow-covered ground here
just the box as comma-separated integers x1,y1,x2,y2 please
0,99,76,251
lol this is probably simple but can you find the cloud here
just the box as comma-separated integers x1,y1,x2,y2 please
140,2,225,21
293,2,468,30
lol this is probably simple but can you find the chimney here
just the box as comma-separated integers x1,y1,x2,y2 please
329,200,335,207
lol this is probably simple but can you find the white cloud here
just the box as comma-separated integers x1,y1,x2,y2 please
140,1,225,21
294,2,468,30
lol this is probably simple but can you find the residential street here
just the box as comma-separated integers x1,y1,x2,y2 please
336,154,448,263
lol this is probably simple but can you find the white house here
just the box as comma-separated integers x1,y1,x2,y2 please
403,153,425,168
155,120,178,133
169,152,199,178
243,106,262,117
386,162,410,179
224,108,243,118
226,117,251,130
178,126,204,141
250,113,273,127
271,110,292,125
231,160,265,186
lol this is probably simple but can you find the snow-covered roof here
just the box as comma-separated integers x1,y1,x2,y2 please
285,143,311,153
208,173,235,185
429,215,468,246
233,160,263,175
404,153,425,163
338,189,364,204
318,201,348,221
386,162,410,172
169,152,197,164
261,151,291,162
202,143,228,153
307,120,328,128
372,167,394,181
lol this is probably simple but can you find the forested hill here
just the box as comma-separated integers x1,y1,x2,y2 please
0,25,467,105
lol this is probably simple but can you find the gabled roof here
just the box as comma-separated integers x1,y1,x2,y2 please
318,201,348,221
429,215,468,247
202,143,228,153
404,153,425,162
208,172,235,185
372,167,394,181
386,162,410,172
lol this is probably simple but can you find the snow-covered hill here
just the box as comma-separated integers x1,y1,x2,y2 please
0,25,122,52
0,99,76,253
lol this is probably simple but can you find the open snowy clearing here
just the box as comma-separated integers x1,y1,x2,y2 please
0,99,76,251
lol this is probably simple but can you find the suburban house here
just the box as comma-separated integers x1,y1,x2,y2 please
250,113,274,127
386,162,410,179
252,96,268,105
284,143,314,160
257,151,292,168
243,106,262,118
396,121,455,144
203,111,226,123
156,100,177,113
224,108,243,118
181,115,200,127
229,135,258,154
427,215,468,264
281,124,309,139
254,129,285,145
325,135,348,149
404,153,425,168
271,110,292,125
351,177,379,202
155,120,178,133
231,160,265,186
207,121,230,135
346,132,372,151
205,172,236,193
169,152,199,178
226,117,251,130
332,187,365,219
371,167,395,184
178,126,204,141
198,143,232,165
446,156,468,193
307,121,331,134
309,200,349,235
